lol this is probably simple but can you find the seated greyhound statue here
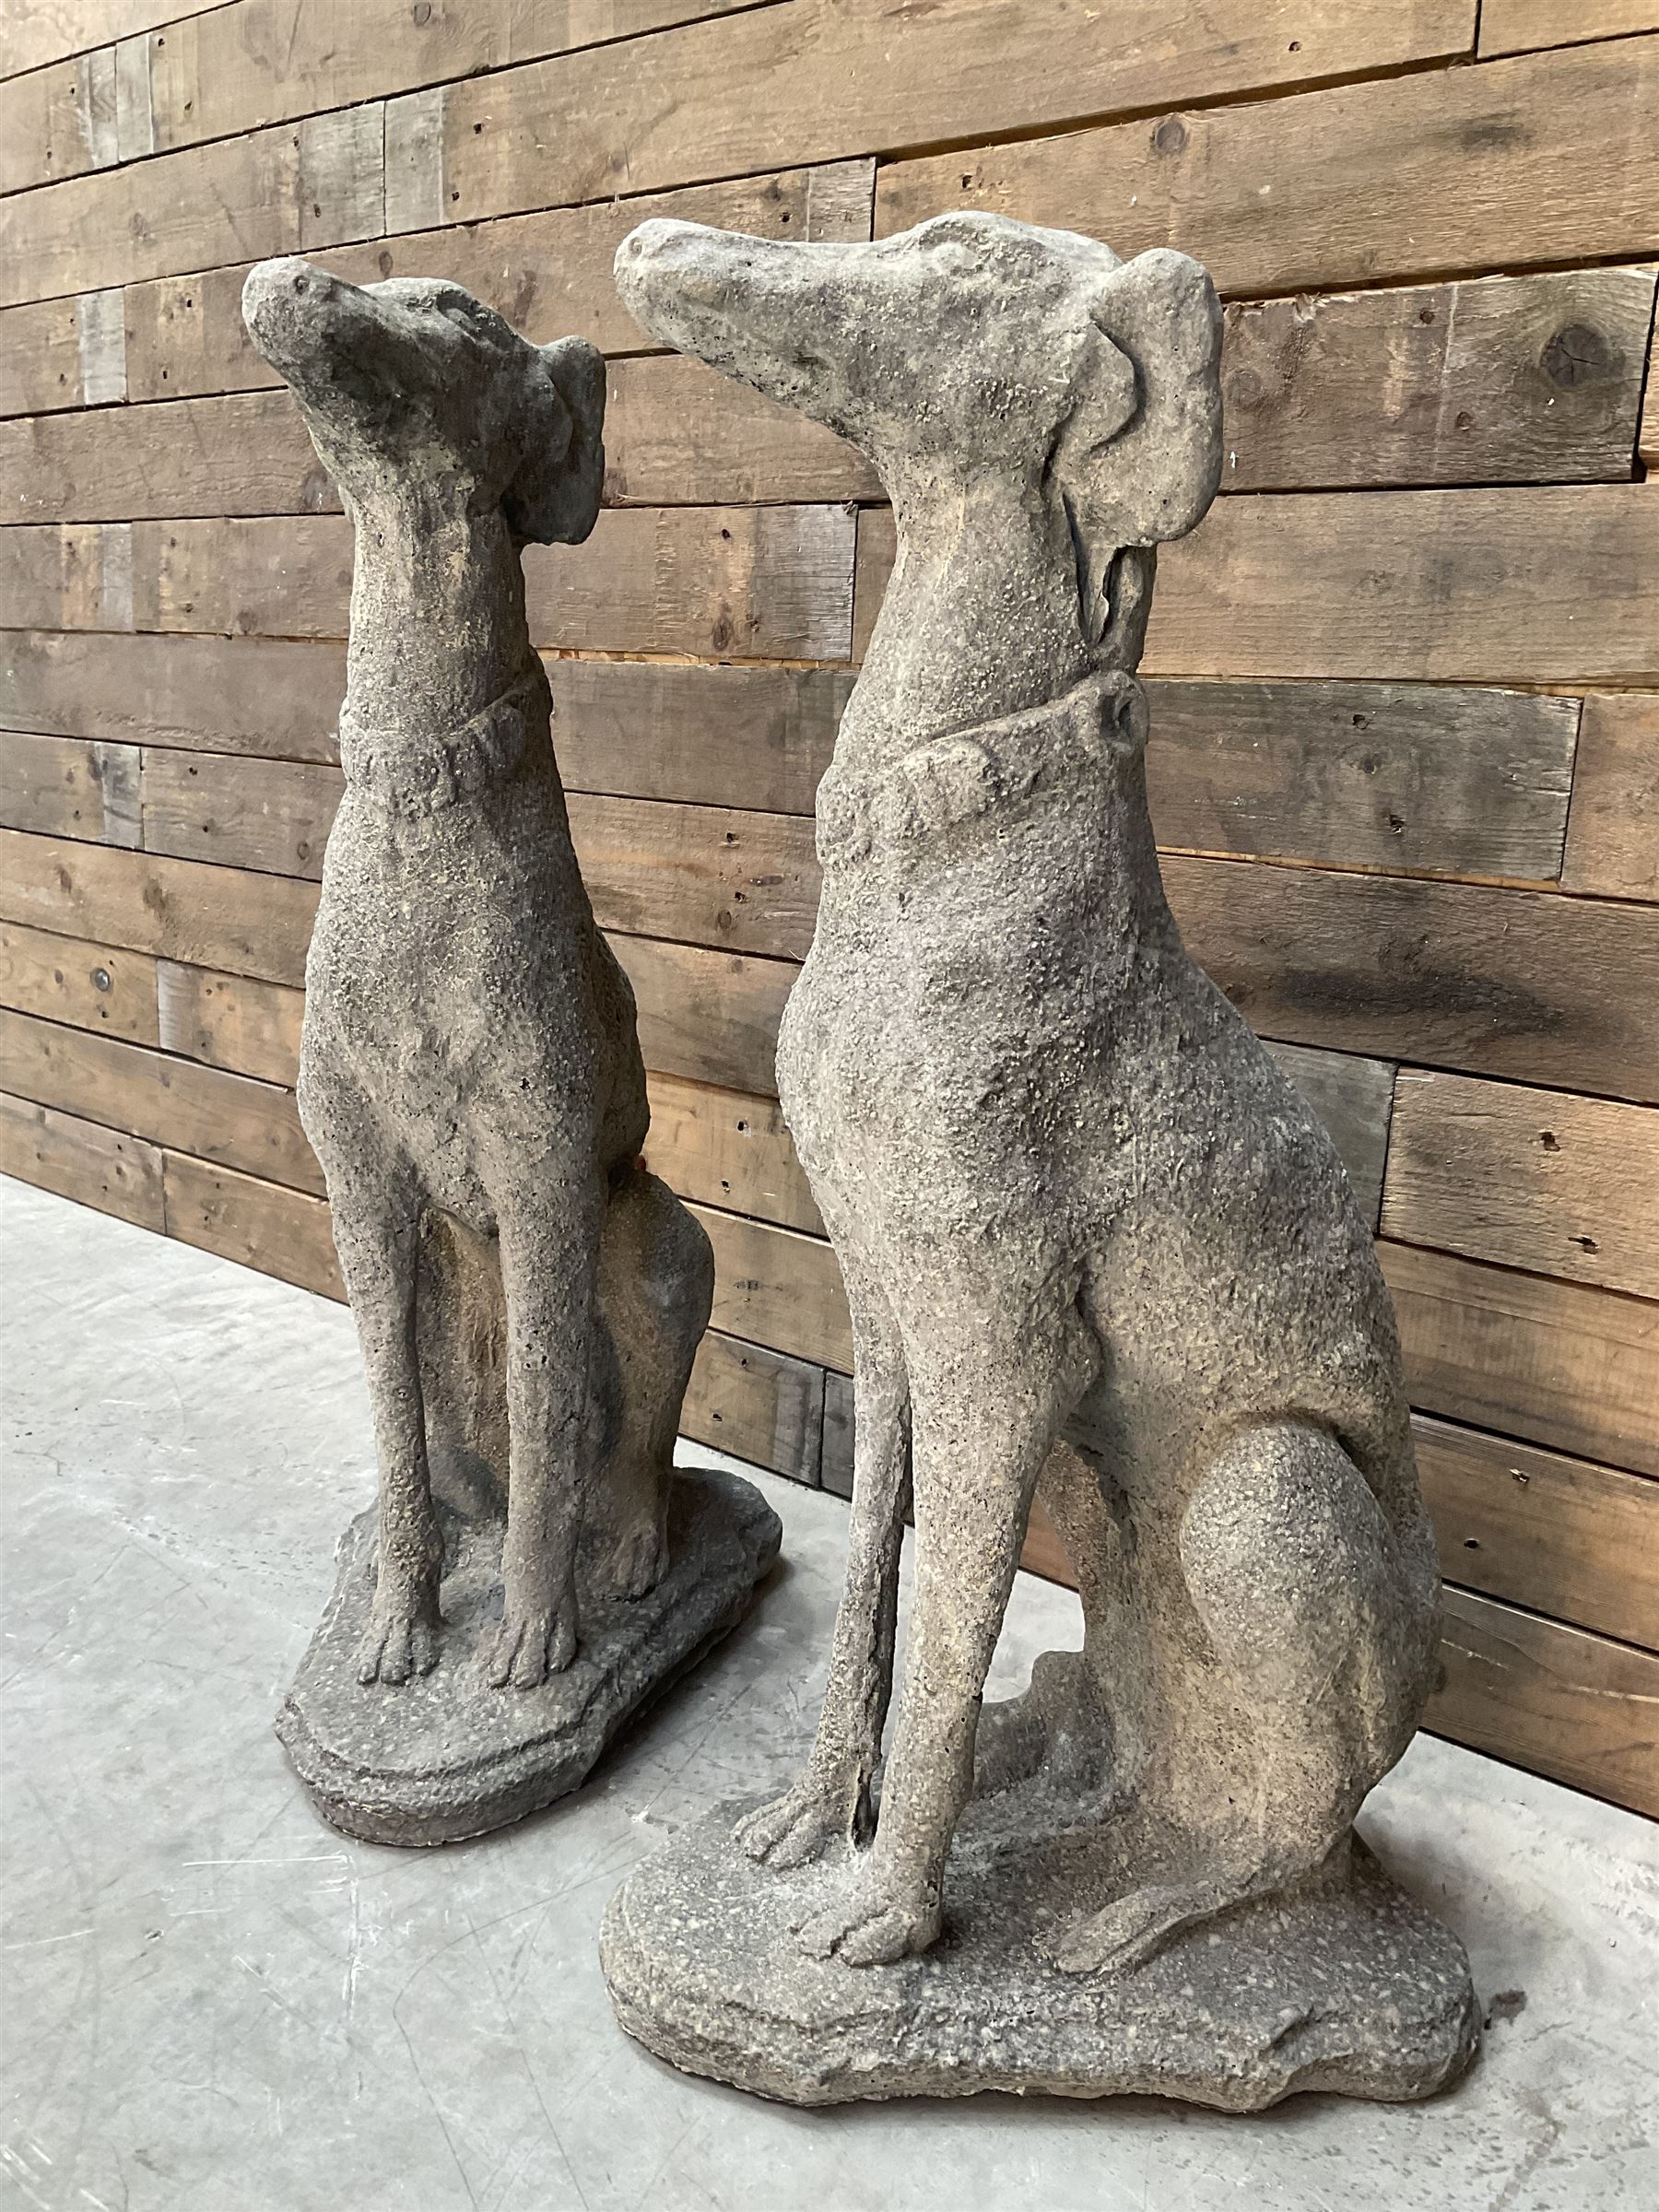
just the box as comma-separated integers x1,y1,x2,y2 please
602,215,1477,2108
243,259,779,1844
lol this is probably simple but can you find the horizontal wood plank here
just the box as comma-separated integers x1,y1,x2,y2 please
1382,1241,1659,1478
0,629,346,758
681,1326,825,1485
0,830,317,984
0,730,139,845
1218,267,1656,492
553,658,848,815
1477,1,1659,57
1428,1586,1659,1818
691,1202,850,1374
116,162,875,407
0,1006,322,1195
1147,488,1659,685
0,918,159,1042
609,935,794,1098
1164,856,1659,1104
1416,1415,1659,1651
140,749,340,880
128,0,765,167
412,0,1474,234
19,265,1648,515
0,2,225,83
878,36,1659,297
1147,679,1578,882
1561,693,1659,902
854,488,1659,686
644,1073,822,1234
0,104,385,312
1265,1043,1394,1230
0,509,857,660
1383,1071,1659,1300
155,959,303,1087
162,1149,342,1299
0,1088,164,1230
571,793,819,961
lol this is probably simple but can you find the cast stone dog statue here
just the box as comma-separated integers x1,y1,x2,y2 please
616,212,1443,1976
243,260,714,1695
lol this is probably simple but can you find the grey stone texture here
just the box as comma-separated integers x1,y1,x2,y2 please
608,213,1477,2101
242,257,776,1843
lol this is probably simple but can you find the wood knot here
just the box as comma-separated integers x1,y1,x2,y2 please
1151,115,1188,156
1541,323,1611,390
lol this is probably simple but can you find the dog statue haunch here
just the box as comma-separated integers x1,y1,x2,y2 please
601,216,1477,2108
245,261,779,1844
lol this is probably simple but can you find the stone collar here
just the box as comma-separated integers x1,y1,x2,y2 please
337,668,546,818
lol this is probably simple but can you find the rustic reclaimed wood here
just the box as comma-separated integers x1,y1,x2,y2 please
140,750,342,881
1478,1,1659,57
117,163,875,406
643,1073,823,1235
1145,488,1659,686
553,659,849,815
1218,268,1656,491
1163,857,1659,1104
0,391,333,525
1429,1587,1659,1818
0,293,88,419
1414,1414,1659,1651
0,510,857,661
0,918,159,1043
0,629,346,759
156,959,303,1088
0,105,385,312
0,1088,164,1230
18,266,1648,518
1147,679,1578,882
1265,1044,1394,1230
1382,1241,1659,1478
1562,694,1659,902
162,1150,343,1299
0,830,318,984
682,1326,826,1485
0,2,226,82
570,793,820,961
692,1202,852,1375
605,353,877,506
407,0,1474,234
1382,1070,1659,1300
0,1006,322,1196
0,731,139,845
878,36,1659,296
609,935,794,1099
128,0,766,165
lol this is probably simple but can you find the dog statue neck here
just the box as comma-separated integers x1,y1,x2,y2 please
841,469,1121,774
341,488,541,758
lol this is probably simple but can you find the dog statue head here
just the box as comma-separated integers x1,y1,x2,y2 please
242,258,604,545
616,212,1220,655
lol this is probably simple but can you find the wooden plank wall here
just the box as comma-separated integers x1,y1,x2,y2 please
1,0,1656,1819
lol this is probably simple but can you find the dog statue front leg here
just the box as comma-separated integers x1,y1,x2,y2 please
329,1170,443,1687
796,1323,1089,1964
735,1265,911,1869
487,1194,599,1688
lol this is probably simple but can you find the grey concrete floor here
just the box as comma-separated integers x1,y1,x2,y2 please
2,1176,1655,2212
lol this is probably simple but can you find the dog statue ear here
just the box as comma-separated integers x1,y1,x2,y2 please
1053,248,1223,647
504,335,606,546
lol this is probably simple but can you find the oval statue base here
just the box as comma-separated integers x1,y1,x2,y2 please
276,1465,782,1847
601,1800,1479,2111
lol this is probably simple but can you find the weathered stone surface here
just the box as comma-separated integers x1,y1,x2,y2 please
243,257,756,1844
280,1467,782,1846
609,212,1477,2102
602,1798,1479,2109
